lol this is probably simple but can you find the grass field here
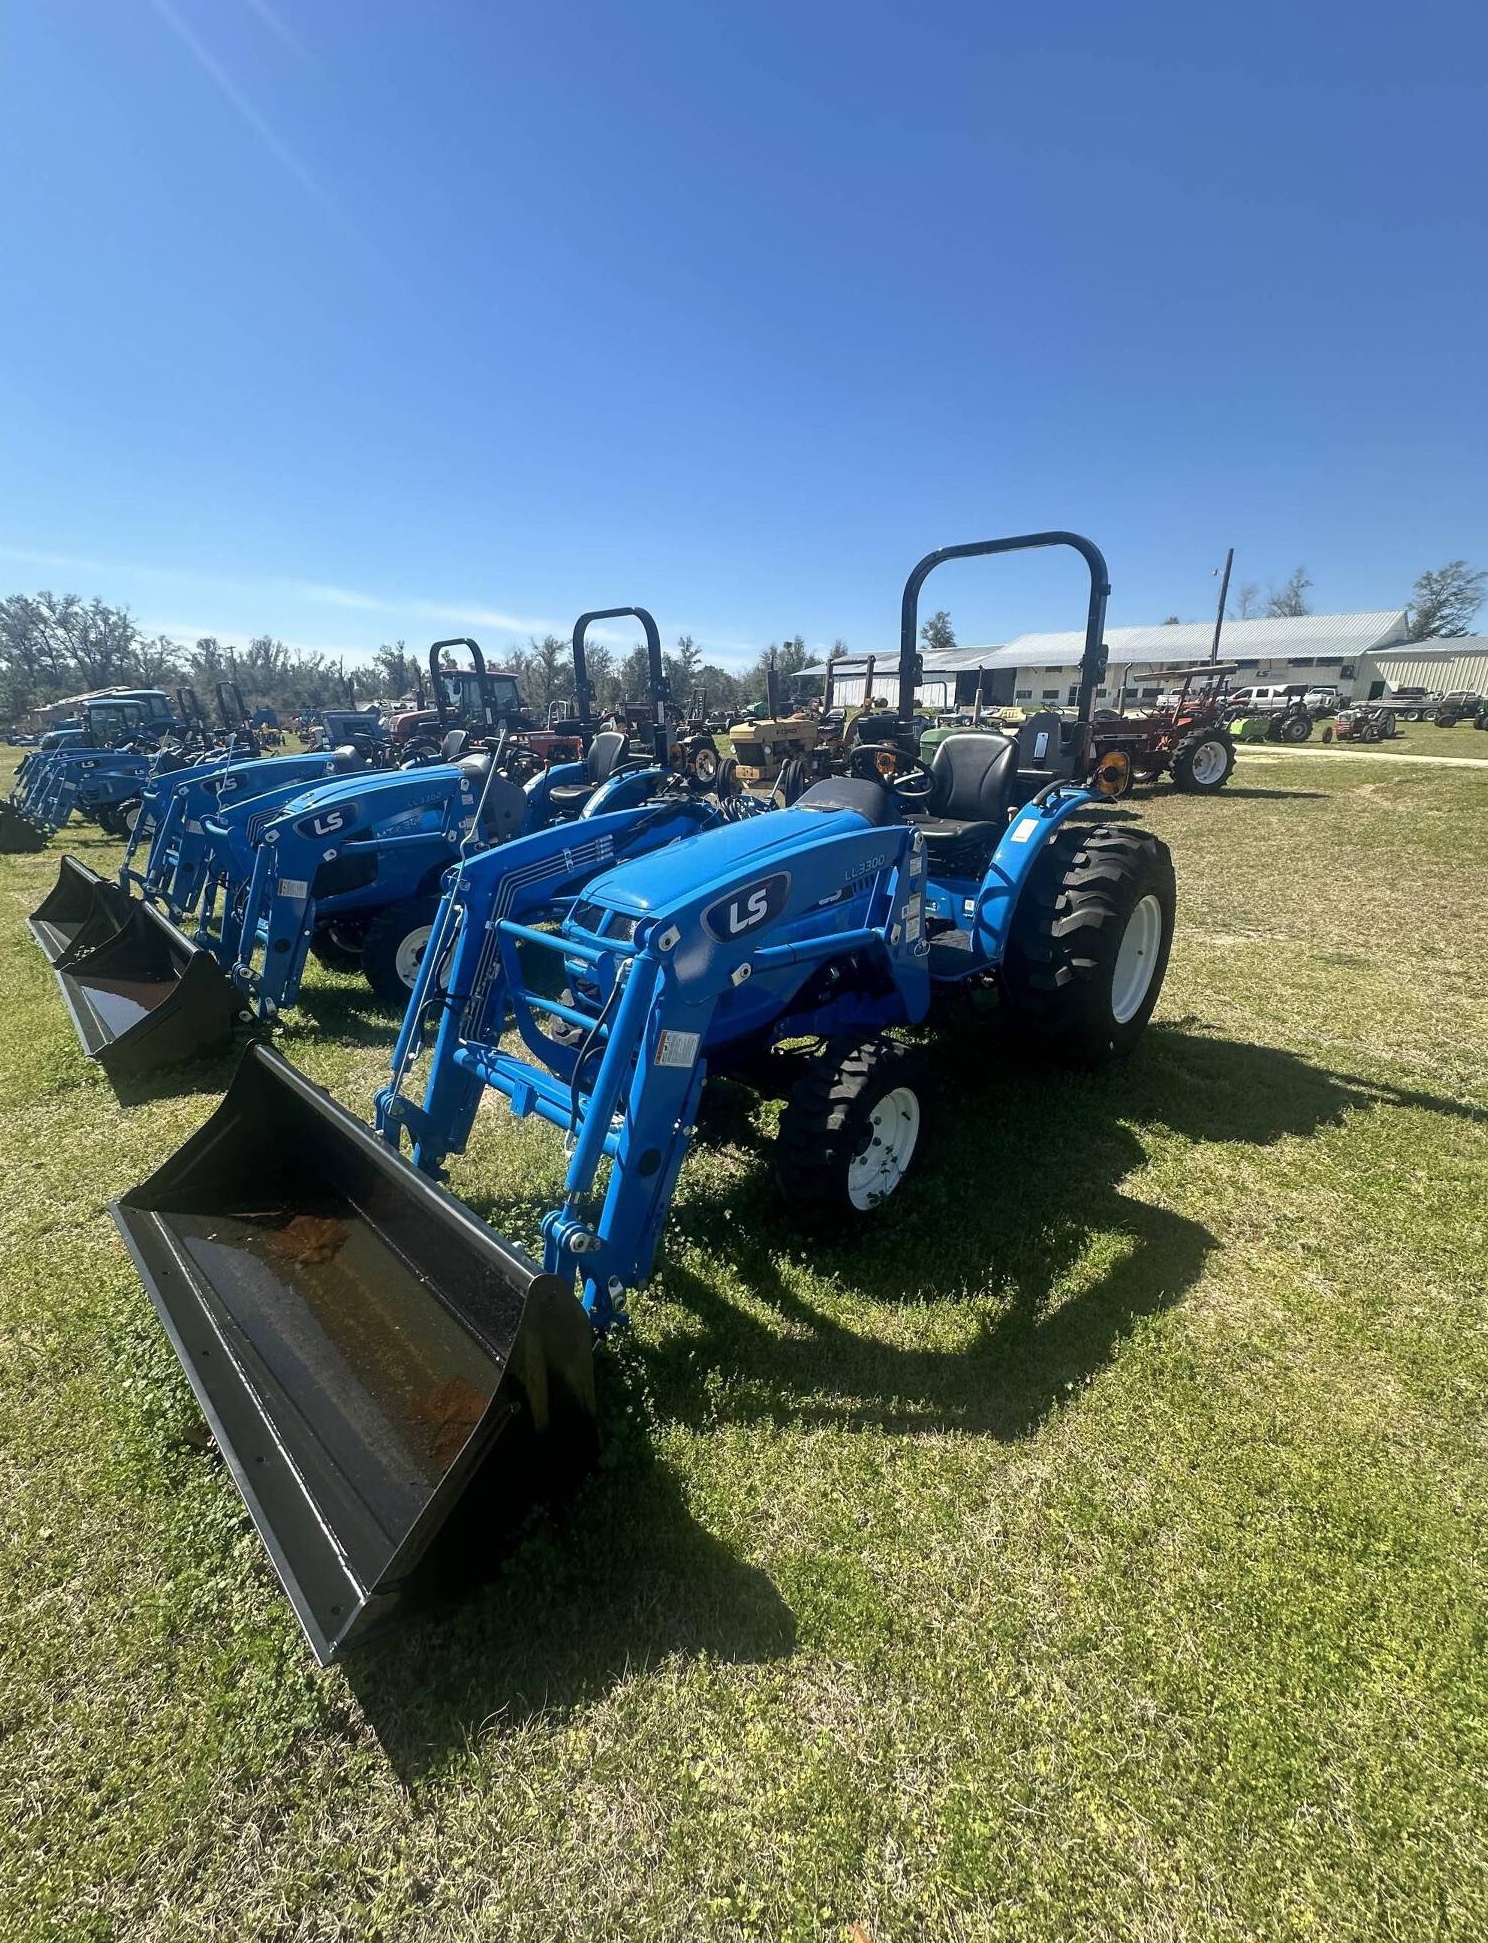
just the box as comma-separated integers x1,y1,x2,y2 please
2,742,1486,1942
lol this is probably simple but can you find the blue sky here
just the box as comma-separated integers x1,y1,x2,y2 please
4,0,1486,668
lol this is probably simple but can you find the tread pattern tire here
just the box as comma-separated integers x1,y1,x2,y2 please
777,1036,922,1226
360,896,443,1007
1002,822,1176,1065
1170,729,1235,793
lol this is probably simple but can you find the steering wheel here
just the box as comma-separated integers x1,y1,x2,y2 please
847,743,936,805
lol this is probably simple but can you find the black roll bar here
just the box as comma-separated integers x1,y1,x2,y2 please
572,608,668,766
429,638,491,732
898,532,1111,732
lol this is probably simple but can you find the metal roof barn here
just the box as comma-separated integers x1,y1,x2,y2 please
1366,636,1488,696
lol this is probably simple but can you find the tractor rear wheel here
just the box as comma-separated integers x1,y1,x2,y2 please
361,896,443,1007
1278,712,1313,743
1003,823,1176,1064
308,916,371,971
1170,730,1234,793
777,1037,924,1225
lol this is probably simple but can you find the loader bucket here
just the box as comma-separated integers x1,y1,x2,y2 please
28,856,134,966
0,798,49,852
112,1045,598,1663
54,897,242,1080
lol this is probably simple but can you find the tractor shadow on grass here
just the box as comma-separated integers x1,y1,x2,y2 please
347,1375,796,1784
647,1025,1483,1445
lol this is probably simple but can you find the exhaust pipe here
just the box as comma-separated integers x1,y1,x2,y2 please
54,898,242,1080
28,857,134,966
113,1045,597,1662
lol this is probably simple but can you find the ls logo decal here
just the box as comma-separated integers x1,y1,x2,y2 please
702,871,792,943
294,804,353,839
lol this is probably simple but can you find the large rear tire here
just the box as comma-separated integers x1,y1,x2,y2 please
777,1037,924,1226
1278,712,1313,743
1170,729,1234,793
308,916,371,971
361,896,443,1007
1003,823,1176,1064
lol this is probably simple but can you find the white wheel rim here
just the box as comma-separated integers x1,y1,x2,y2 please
394,925,433,989
1111,893,1164,1025
847,1085,920,1210
1190,739,1227,784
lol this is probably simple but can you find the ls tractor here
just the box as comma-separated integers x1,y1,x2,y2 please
111,532,1179,1664
34,609,751,1079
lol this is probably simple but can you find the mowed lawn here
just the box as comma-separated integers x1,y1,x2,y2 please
1,742,1486,1942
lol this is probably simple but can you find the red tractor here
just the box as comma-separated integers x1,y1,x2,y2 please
387,638,549,763
1088,661,1238,795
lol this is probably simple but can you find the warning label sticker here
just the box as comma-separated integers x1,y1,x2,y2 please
277,877,310,899
655,1029,701,1068
1009,819,1039,844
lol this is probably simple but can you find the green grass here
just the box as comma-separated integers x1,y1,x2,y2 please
2,746,1486,1942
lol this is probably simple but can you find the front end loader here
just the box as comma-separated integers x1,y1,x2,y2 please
111,533,1177,1664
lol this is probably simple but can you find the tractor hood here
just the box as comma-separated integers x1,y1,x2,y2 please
278,765,465,821
575,803,874,924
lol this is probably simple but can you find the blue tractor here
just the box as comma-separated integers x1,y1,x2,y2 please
37,609,745,1078
2,691,192,849
110,533,1178,1663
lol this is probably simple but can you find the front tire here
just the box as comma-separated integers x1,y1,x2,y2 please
1170,730,1234,793
360,896,443,1007
777,1037,924,1225
1003,823,1176,1064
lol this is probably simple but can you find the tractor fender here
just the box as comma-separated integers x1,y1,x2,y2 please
973,788,1100,962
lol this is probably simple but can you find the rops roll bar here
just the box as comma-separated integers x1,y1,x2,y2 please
429,638,491,732
897,532,1111,730
571,608,669,767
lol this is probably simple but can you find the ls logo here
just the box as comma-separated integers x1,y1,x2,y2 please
701,871,791,943
293,804,352,839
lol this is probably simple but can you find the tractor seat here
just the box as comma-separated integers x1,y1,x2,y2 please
793,777,903,827
456,753,529,842
913,732,1018,870
547,728,630,813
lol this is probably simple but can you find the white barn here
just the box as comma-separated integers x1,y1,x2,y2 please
917,611,1412,711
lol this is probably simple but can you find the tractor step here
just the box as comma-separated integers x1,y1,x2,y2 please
28,856,134,966
53,896,242,1080
112,1045,598,1663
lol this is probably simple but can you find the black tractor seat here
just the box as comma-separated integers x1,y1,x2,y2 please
792,777,903,827
547,728,630,814
911,731,1018,871
455,751,530,843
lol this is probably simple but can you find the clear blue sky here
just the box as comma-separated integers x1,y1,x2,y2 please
4,0,1486,668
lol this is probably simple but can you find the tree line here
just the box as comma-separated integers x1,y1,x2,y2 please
1229,560,1484,636
8,558,1476,725
0,593,839,725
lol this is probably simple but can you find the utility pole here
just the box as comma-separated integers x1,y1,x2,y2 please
1210,548,1234,663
